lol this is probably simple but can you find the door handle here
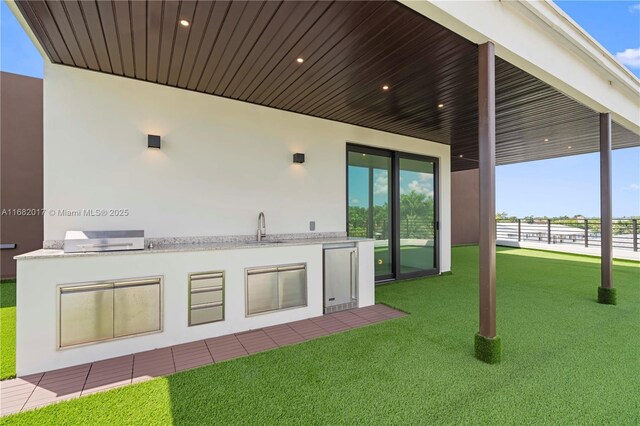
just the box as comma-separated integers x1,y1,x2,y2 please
191,272,223,280
277,264,306,272
191,286,223,294
114,279,160,288
191,302,223,310
247,267,278,275
60,282,114,293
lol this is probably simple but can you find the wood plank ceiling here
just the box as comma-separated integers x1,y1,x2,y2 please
15,0,639,171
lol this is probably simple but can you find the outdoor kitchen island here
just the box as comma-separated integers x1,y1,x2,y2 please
14,236,374,376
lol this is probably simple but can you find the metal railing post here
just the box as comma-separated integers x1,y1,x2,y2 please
584,219,589,248
633,219,638,252
547,219,551,244
517,219,521,242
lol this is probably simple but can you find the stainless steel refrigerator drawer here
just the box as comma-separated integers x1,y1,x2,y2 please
189,272,223,290
323,246,358,313
190,288,223,305
59,283,114,348
113,279,161,338
190,304,224,326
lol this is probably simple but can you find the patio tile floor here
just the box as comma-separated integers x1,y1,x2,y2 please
0,304,405,416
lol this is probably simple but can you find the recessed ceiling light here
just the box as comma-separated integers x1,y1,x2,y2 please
179,19,190,27
568,146,572,149
382,85,389,91
544,138,549,142
296,57,304,63
459,154,464,158
438,104,444,108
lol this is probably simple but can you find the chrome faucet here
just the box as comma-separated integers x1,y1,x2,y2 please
257,212,266,241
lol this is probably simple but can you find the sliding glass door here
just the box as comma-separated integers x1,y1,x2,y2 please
397,156,437,276
347,145,438,281
347,149,393,280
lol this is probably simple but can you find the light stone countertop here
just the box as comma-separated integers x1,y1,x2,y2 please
15,235,373,260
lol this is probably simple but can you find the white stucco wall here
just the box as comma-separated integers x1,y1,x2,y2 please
43,64,452,272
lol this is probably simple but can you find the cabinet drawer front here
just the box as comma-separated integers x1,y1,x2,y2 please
60,287,114,348
190,273,223,290
113,282,161,338
191,289,223,306
190,305,223,325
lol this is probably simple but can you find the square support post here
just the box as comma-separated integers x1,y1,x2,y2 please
475,42,501,363
598,112,616,304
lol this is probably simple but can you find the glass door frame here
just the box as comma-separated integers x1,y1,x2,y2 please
393,151,440,281
346,143,440,283
346,144,396,282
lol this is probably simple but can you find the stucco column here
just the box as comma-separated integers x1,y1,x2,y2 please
598,112,616,304
475,42,502,363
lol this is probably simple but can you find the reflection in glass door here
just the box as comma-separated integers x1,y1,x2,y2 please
347,150,393,280
397,157,437,276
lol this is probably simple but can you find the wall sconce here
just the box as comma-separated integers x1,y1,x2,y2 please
148,134,161,149
293,153,305,164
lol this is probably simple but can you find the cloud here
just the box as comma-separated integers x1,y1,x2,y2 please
407,180,434,197
374,173,388,195
418,172,432,182
630,183,640,190
629,3,640,12
615,48,640,68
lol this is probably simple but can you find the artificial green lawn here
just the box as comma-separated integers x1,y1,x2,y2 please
2,246,639,425
0,280,16,380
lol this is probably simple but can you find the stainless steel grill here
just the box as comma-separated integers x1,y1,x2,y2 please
63,230,144,253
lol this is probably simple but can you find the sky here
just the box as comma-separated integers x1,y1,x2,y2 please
1,1,639,218
0,2,42,78
497,1,640,218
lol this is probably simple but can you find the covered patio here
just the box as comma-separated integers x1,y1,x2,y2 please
8,0,640,365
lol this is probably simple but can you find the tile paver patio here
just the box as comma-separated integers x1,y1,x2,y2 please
0,304,406,416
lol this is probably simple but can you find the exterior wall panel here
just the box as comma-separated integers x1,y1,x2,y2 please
1,72,43,279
